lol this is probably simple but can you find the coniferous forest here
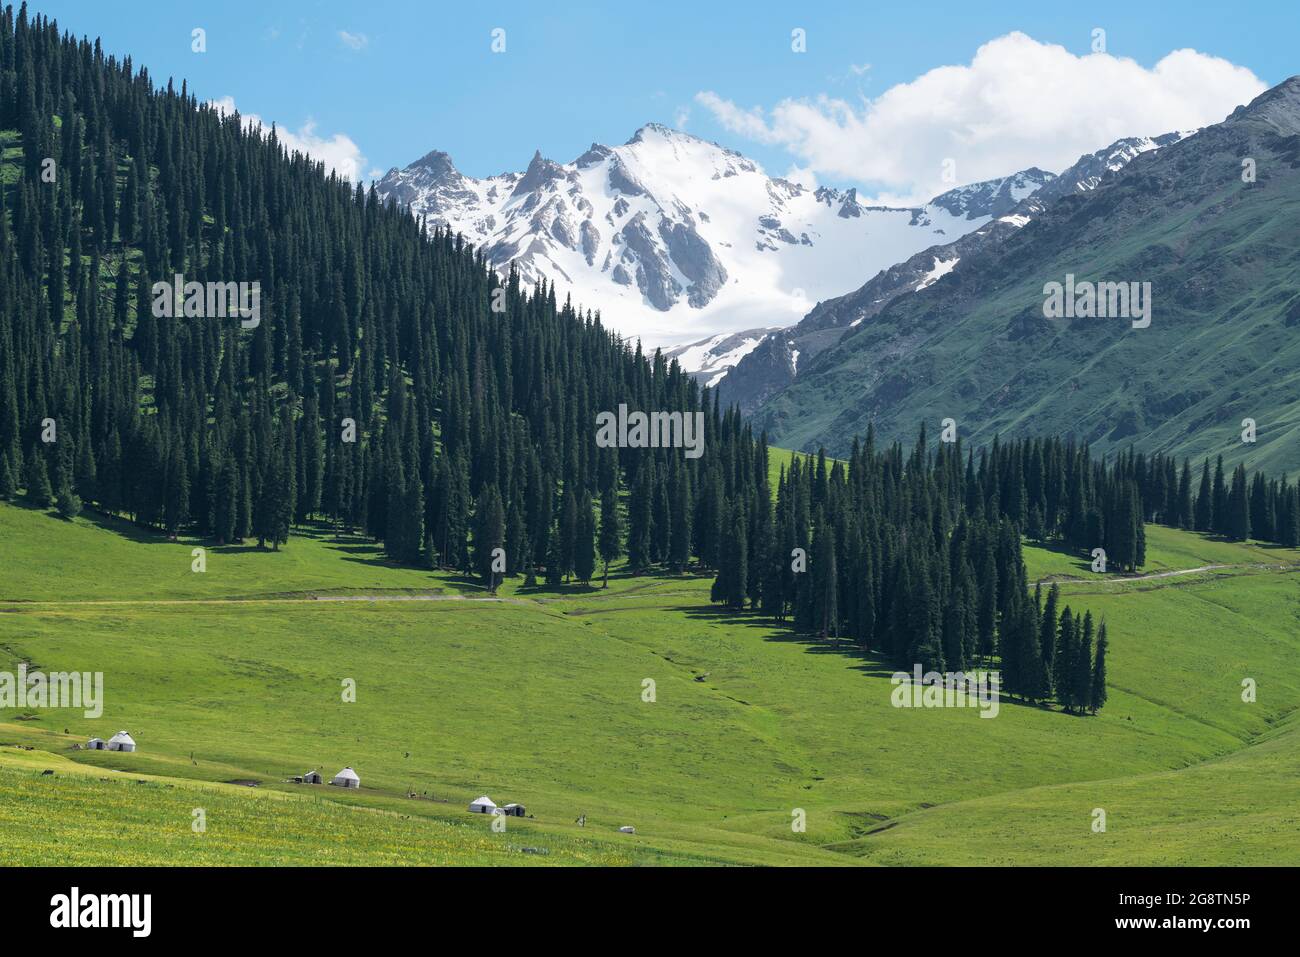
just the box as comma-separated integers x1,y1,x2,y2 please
4,4,1300,714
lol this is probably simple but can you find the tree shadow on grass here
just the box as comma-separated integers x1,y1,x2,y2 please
1026,537,1092,575
1251,541,1300,554
517,578,602,598
51,506,316,555
61,505,168,545
670,604,901,677
668,604,1051,712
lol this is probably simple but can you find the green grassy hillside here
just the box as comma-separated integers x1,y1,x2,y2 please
2,502,1298,865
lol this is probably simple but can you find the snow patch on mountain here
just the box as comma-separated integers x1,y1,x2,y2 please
915,256,960,291
663,327,780,387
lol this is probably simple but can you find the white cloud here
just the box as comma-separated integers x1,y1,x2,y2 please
338,30,369,51
697,32,1266,203
673,105,691,129
783,165,819,190
693,91,781,144
209,96,368,183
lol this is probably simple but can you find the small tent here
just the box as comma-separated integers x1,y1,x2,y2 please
86,737,105,750
107,731,136,752
502,803,526,817
302,770,322,785
331,767,360,789
618,825,636,834
468,795,497,814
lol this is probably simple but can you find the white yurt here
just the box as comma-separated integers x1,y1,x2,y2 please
468,795,497,814
86,737,106,750
331,767,360,789
107,731,136,752
618,825,636,834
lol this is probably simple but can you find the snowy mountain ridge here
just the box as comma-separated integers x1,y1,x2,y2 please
375,124,1055,351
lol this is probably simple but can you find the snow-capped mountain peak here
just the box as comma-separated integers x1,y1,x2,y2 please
375,126,1049,348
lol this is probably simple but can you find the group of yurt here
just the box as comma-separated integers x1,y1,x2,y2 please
289,766,360,788
85,731,136,752
78,742,538,819
467,795,527,817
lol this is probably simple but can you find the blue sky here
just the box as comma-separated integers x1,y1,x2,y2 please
25,0,1298,196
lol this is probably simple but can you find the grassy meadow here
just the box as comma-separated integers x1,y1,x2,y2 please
1,499,1298,866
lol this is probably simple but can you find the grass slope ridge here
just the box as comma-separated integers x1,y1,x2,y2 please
754,77,1300,476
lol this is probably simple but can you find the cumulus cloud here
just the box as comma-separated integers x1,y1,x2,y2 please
209,96,368,183
694,91,780,144
697,32,1267,203
338,30,369,51
782,165,819,190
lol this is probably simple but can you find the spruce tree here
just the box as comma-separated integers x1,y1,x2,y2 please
598,484,622,588
1054,607,1076,712
1227,465,1251,542
559,488,578,582
1072,612,1094,716
24,449,53,507
1194,459,1213,532
474,484,505,592
1089,622,1109,714
812,518,839,638
575,490,597,585
626,461,654,570
1039,582,1060,685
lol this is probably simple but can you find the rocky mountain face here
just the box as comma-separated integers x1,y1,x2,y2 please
744,78,1300,476
374,124,1048,350
717,133,1191,416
